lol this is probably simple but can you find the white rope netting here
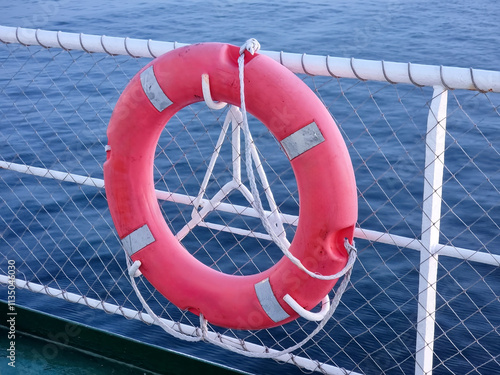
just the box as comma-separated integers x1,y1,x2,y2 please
0,29,499,374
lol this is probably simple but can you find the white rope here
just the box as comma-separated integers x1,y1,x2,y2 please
124,241,356,356
125,256,203,342
128,260,142,277
237,39,357,281
201,239,356,358
201,74,228,110
283,293,330,322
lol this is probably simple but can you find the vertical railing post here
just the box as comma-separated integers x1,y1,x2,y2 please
415,86,448,375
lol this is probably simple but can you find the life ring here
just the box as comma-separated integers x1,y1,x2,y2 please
104,43,357,330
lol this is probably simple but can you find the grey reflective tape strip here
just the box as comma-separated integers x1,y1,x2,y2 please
121,224,155,256
280,121,325,160
254,278,290,323
140,65,173,112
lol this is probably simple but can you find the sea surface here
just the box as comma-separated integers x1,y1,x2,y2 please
0,1,499,374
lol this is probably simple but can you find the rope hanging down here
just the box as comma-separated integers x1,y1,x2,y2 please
237,38,357,282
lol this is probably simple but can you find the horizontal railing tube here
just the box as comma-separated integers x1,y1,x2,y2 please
1,25,500,92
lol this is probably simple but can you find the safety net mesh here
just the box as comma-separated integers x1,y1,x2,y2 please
0,38,499,375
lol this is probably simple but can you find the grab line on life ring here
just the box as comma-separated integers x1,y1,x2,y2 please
237,41,355,282
104,40,358,330
234,41,356,322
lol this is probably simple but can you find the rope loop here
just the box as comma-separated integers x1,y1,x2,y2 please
16,27,29,46
350,57,367,81
439,65,452,91
325,55,340,79
201,74,228,110
35,29,49,49
239,38,260,55
147,39,157,58
128,260,142,277
100,35,116,56
56,31,69,51
79,33,91,53
382,60,397,84
124,37,139,58
301,53,314,76
408,62,424,87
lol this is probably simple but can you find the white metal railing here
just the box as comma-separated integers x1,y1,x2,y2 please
416,86,448,375
1,25,499,375
0,274,356,375
1,25,500,93
2,159,499,267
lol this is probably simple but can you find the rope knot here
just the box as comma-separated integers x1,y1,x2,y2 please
239,38,260,56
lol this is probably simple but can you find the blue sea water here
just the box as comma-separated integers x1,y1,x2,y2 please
1,1,499,374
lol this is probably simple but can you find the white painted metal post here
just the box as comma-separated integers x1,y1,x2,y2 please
415,86,448,375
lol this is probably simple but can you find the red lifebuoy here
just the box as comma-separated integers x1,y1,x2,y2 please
104,43,357,330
